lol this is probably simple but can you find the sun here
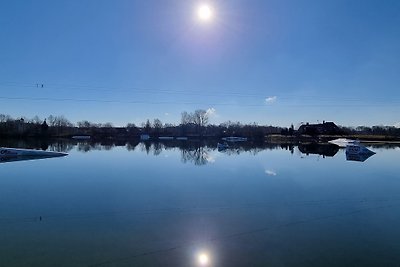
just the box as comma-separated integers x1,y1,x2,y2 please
197,3,214,22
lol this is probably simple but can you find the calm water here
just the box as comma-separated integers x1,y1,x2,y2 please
1,141,400,267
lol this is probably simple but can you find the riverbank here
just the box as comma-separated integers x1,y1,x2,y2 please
266,134,400,144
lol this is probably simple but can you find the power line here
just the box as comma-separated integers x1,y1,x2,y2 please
0,96,398,107
0,81,398,103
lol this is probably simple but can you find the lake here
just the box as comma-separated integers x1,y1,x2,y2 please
1,140,400,267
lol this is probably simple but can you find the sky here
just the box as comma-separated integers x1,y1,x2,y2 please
0,0,399,127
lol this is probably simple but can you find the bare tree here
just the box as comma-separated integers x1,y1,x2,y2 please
102,122,113,128
78,120,92,128
193,109,209,128
0,114,12,123
31,116,42,124
181,111,191,125
153,118,163,135
141,119,152,133
47,115,56,127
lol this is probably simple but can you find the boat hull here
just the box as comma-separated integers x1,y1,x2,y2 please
0,147,68,157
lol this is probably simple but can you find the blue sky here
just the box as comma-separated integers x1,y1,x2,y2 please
0,0,399,127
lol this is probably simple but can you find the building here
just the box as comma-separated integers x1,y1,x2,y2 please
298,121,342,136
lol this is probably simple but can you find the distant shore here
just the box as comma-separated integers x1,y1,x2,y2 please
1,113,399,143
266,134,400,144
1,134,400,147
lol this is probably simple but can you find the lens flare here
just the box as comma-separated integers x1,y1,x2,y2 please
197,3,213,22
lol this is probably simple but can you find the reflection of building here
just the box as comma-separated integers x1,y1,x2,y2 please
298,121,341,135
298,143,339,157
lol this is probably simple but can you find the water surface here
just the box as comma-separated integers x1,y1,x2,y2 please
1,141,400,266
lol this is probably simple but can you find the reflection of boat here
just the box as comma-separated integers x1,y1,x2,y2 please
0,147,68,163
346,153,374,162
221,137,247,142
217,143,229,151
328,138,359,147
345,144,375,155
0,147,68,157
0,154,67,164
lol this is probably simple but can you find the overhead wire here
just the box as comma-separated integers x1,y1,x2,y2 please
0,81,399,108
0,81,399,103
0,96,398,108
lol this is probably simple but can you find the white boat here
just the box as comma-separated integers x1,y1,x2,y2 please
0,147,68,157
176,137,188,141
345,144,375,155
328,138,359,147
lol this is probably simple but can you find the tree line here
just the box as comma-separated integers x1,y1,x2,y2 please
1,110,399,139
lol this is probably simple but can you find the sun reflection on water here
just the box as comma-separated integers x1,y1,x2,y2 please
197,251,210,266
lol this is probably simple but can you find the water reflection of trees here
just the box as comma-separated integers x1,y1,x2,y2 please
49,141,75,153
126,140,139,151
0,138,75,153
2,138,399,165
77,142,103,153
181,145,213,166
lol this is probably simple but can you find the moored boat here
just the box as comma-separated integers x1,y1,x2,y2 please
328,138,359,147
0,147,68,157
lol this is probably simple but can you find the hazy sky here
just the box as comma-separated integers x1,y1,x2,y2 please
0,0,399,127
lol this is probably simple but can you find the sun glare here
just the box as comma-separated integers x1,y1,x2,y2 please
197,3,213,22
198,253,210,265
